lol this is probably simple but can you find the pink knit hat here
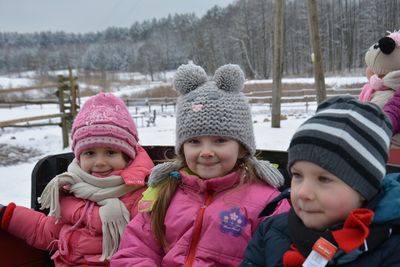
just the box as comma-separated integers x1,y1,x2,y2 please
71,92,138,160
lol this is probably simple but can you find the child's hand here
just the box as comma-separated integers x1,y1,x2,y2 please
62,185,71,191
60,185,71,196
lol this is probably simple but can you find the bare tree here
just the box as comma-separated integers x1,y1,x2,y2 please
271,0,285,128
307,0,326,104
2,0,400,77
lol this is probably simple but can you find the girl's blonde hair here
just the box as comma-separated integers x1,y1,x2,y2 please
151,145,261,249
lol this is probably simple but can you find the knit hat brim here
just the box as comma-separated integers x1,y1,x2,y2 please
288,143,381,200
72,124,137,160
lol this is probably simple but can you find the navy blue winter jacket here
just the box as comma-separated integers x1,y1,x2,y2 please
240,173,400,267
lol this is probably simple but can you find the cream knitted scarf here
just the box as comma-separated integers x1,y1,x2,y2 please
38,159,141,260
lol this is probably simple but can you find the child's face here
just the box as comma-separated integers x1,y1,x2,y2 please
79,147,128,175
183,136,245,179
290,161,364,231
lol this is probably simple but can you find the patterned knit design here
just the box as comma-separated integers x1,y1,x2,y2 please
71,92,138,160
288,96,392,200
174,64,255,155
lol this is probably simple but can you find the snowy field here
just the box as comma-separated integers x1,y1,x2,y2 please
0,72,366,207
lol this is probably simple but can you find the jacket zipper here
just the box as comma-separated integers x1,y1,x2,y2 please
184,189,213,267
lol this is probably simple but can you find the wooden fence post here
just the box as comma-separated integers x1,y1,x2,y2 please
57,69,79,148
58,75,69,148
0,78,79,149
69,67,79,118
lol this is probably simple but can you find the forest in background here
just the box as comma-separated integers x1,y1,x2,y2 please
1,0,399,79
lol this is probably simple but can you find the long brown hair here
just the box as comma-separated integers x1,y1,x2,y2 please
150,146,261,249
151,156,185,249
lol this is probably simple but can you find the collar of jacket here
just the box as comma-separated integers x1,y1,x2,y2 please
179,168,243,193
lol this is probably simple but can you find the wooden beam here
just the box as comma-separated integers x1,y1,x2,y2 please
0,99,59,105
0,113,65,127
0,84,59,94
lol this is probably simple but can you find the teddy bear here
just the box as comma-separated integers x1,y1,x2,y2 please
359,30,400,150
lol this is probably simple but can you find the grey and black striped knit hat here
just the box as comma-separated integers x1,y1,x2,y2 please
288,95,392,200
174,63,255,155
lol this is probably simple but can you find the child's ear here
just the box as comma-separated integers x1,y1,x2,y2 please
238,146,247,159
359,194,366,207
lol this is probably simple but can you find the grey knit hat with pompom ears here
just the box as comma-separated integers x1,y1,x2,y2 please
147,63,284,188
174,63,255,155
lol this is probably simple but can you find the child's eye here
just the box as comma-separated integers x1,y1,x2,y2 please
186,138,200,144
291,171,302,179
214,138,228,144
106,149,120,156
318,176,332,183
82,150,94,156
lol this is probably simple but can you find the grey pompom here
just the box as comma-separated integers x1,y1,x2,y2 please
173,64,208,95
213,64,245,93
147,161,182,186
248,157,284,188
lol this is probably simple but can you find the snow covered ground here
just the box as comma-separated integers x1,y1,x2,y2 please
0,72,365,207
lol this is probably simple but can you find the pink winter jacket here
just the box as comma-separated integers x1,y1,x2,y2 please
3,148,154,267
111,169,290,267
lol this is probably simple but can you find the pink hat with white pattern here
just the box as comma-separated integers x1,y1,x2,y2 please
71,92,138,160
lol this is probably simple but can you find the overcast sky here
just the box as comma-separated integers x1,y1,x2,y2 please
0,0,234,33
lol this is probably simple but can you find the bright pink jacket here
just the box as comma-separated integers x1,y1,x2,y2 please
384,88,400,134
111,169,290,267
3,148,154,267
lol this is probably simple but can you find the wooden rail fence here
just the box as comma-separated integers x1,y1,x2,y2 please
122,87,360,108
0,69,79,148
0,75,360,148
